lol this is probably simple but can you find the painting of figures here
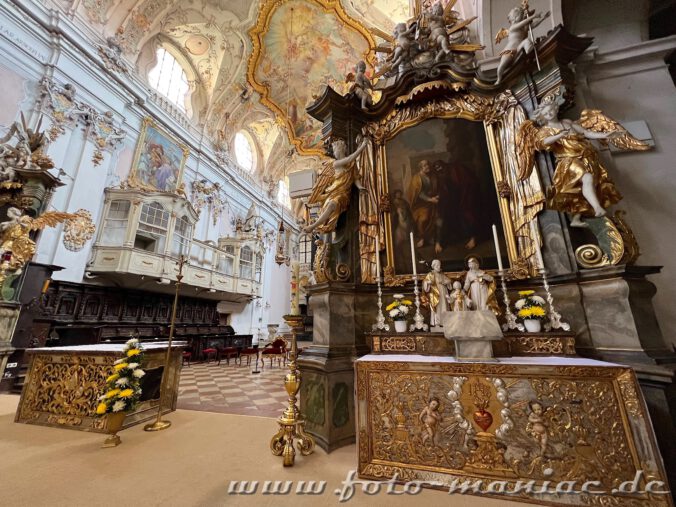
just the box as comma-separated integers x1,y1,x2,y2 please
386,118,507,275
129,118,188,192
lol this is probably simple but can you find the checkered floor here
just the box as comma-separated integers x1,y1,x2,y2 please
177,345,310,418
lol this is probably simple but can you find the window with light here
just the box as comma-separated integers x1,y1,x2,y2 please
148,47,190,112
172,215,192,257
240,246,254,280
299,233,313,265
234,131,254,172
277,179,291,208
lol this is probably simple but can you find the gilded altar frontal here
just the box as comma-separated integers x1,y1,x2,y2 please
0,0,675,505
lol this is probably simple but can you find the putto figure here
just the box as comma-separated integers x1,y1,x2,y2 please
494,0,550,85
419,397,443,446
304,138,368,234
348,60,374,111
517,94,650,227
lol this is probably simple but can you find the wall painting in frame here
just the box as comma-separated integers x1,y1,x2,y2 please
128,118,189,193
385,117,508,276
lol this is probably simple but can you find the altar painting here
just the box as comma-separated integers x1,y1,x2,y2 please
385,118,507,275
129,118,188,192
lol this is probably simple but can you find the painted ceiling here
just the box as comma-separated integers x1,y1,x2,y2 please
73,0,478,181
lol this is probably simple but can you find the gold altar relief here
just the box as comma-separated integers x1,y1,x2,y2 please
356,360,672,506
360,91,545,284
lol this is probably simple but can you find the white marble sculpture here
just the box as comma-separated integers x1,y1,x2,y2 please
422,259,453,328
463,257,496,312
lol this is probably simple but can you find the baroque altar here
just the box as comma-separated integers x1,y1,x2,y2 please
296,0,676,494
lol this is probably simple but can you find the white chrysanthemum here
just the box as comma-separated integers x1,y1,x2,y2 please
127,362,139,370
393,293,404,299
531,296,546,305
115,377,129,386
389,309,398,318
133,369,145,378
114,358,126,365
112,400,126,412
401,306,410,315
98,394,107,401
126,338,139,345
515,299,526,309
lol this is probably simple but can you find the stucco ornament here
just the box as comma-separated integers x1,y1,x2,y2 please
62,209,96,252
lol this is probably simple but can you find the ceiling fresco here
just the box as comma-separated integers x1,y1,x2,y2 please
69,0,480,181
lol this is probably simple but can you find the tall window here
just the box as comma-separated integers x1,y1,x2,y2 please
277,179,290,207
299,233,312,265
172,215,192,257
234,131,254,172
148,47,190,112
136,202,169,253
101,200,130,246
240,246,253,280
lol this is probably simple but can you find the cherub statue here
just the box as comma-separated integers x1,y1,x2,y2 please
422,259,453,328
387,22,418,74
463,256,499,313
426,1,453,62
419,397,442,446
494,0,550,85
347,61,374,111
449,281,472,311
526,400,548,455
517,94,649,227
303,137,368,234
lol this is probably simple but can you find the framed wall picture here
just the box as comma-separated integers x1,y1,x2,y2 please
129,118,189,192
384,117,508,275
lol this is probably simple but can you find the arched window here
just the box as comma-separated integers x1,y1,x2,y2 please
277,179,290,208
234,131,254,172
148,47,190,112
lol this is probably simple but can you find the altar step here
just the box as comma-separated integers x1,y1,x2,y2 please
11,366,27,394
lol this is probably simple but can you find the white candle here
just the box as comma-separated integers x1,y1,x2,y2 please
375,232,381,282
492,224,504,272
530,220,545,271
409,232,417,277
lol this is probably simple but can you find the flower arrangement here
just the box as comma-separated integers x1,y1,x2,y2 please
96,338,145,415
515,290,547,321
386,294,413,321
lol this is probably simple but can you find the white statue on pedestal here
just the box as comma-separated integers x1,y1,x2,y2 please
422,259,452,328
449,281,472,311
463,256,498,313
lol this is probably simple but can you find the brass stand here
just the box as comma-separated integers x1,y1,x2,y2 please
144,256,187,432
270,314,315,466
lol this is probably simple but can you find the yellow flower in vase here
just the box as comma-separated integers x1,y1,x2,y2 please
105,389,121,398
114,363,127,371
530,306,546,317
106,373,119,383
96,402,108,415
126,348,141,357
518,290,535,296
119,388,134,398
517,308,532,319
386,302,397,311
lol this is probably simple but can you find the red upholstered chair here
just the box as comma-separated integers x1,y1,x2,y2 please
182,351,192,366
202,347,218,363
238,346,259,366
217,346,238,365
262,338,287,368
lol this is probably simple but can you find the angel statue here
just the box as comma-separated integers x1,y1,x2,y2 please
346,61,374,111
303,137,368,234
494,0,550,85
0,207,75,276
517,95,650,227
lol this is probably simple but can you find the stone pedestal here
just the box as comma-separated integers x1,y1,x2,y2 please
442,310,503,361
298,282,371,452
0,302,19,384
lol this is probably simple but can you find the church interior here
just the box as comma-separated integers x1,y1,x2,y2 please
0,0,675,505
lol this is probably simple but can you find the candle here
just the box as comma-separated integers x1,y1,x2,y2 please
409,232,417,277
41,278,51,294
492,224,504,272
530,220,545,271
291,262,300,315
375,233,381,282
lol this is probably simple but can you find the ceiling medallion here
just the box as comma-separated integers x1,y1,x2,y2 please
185,35,211,56
247,0,376,156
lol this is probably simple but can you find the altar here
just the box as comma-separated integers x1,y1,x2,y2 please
355,354,672,506
15,342,185,432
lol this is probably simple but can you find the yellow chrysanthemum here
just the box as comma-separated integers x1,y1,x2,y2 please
106,373,119,383
96,402,108,415
119,388,134,398
517,308,532,318
114,363,127,371
127,348,141,357
105,389,120,398
402,300,413,305
518,290,535,296
386,302,397,311
530,306,546,317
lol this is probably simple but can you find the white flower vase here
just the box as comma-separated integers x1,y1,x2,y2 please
394,320,407,333
524,319,542,333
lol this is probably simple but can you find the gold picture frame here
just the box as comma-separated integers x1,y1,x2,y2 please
128,118,189,193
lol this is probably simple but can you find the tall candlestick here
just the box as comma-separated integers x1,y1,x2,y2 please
492,224,504,272
375,233,381,281
409,232,417,277
530,221,545,271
